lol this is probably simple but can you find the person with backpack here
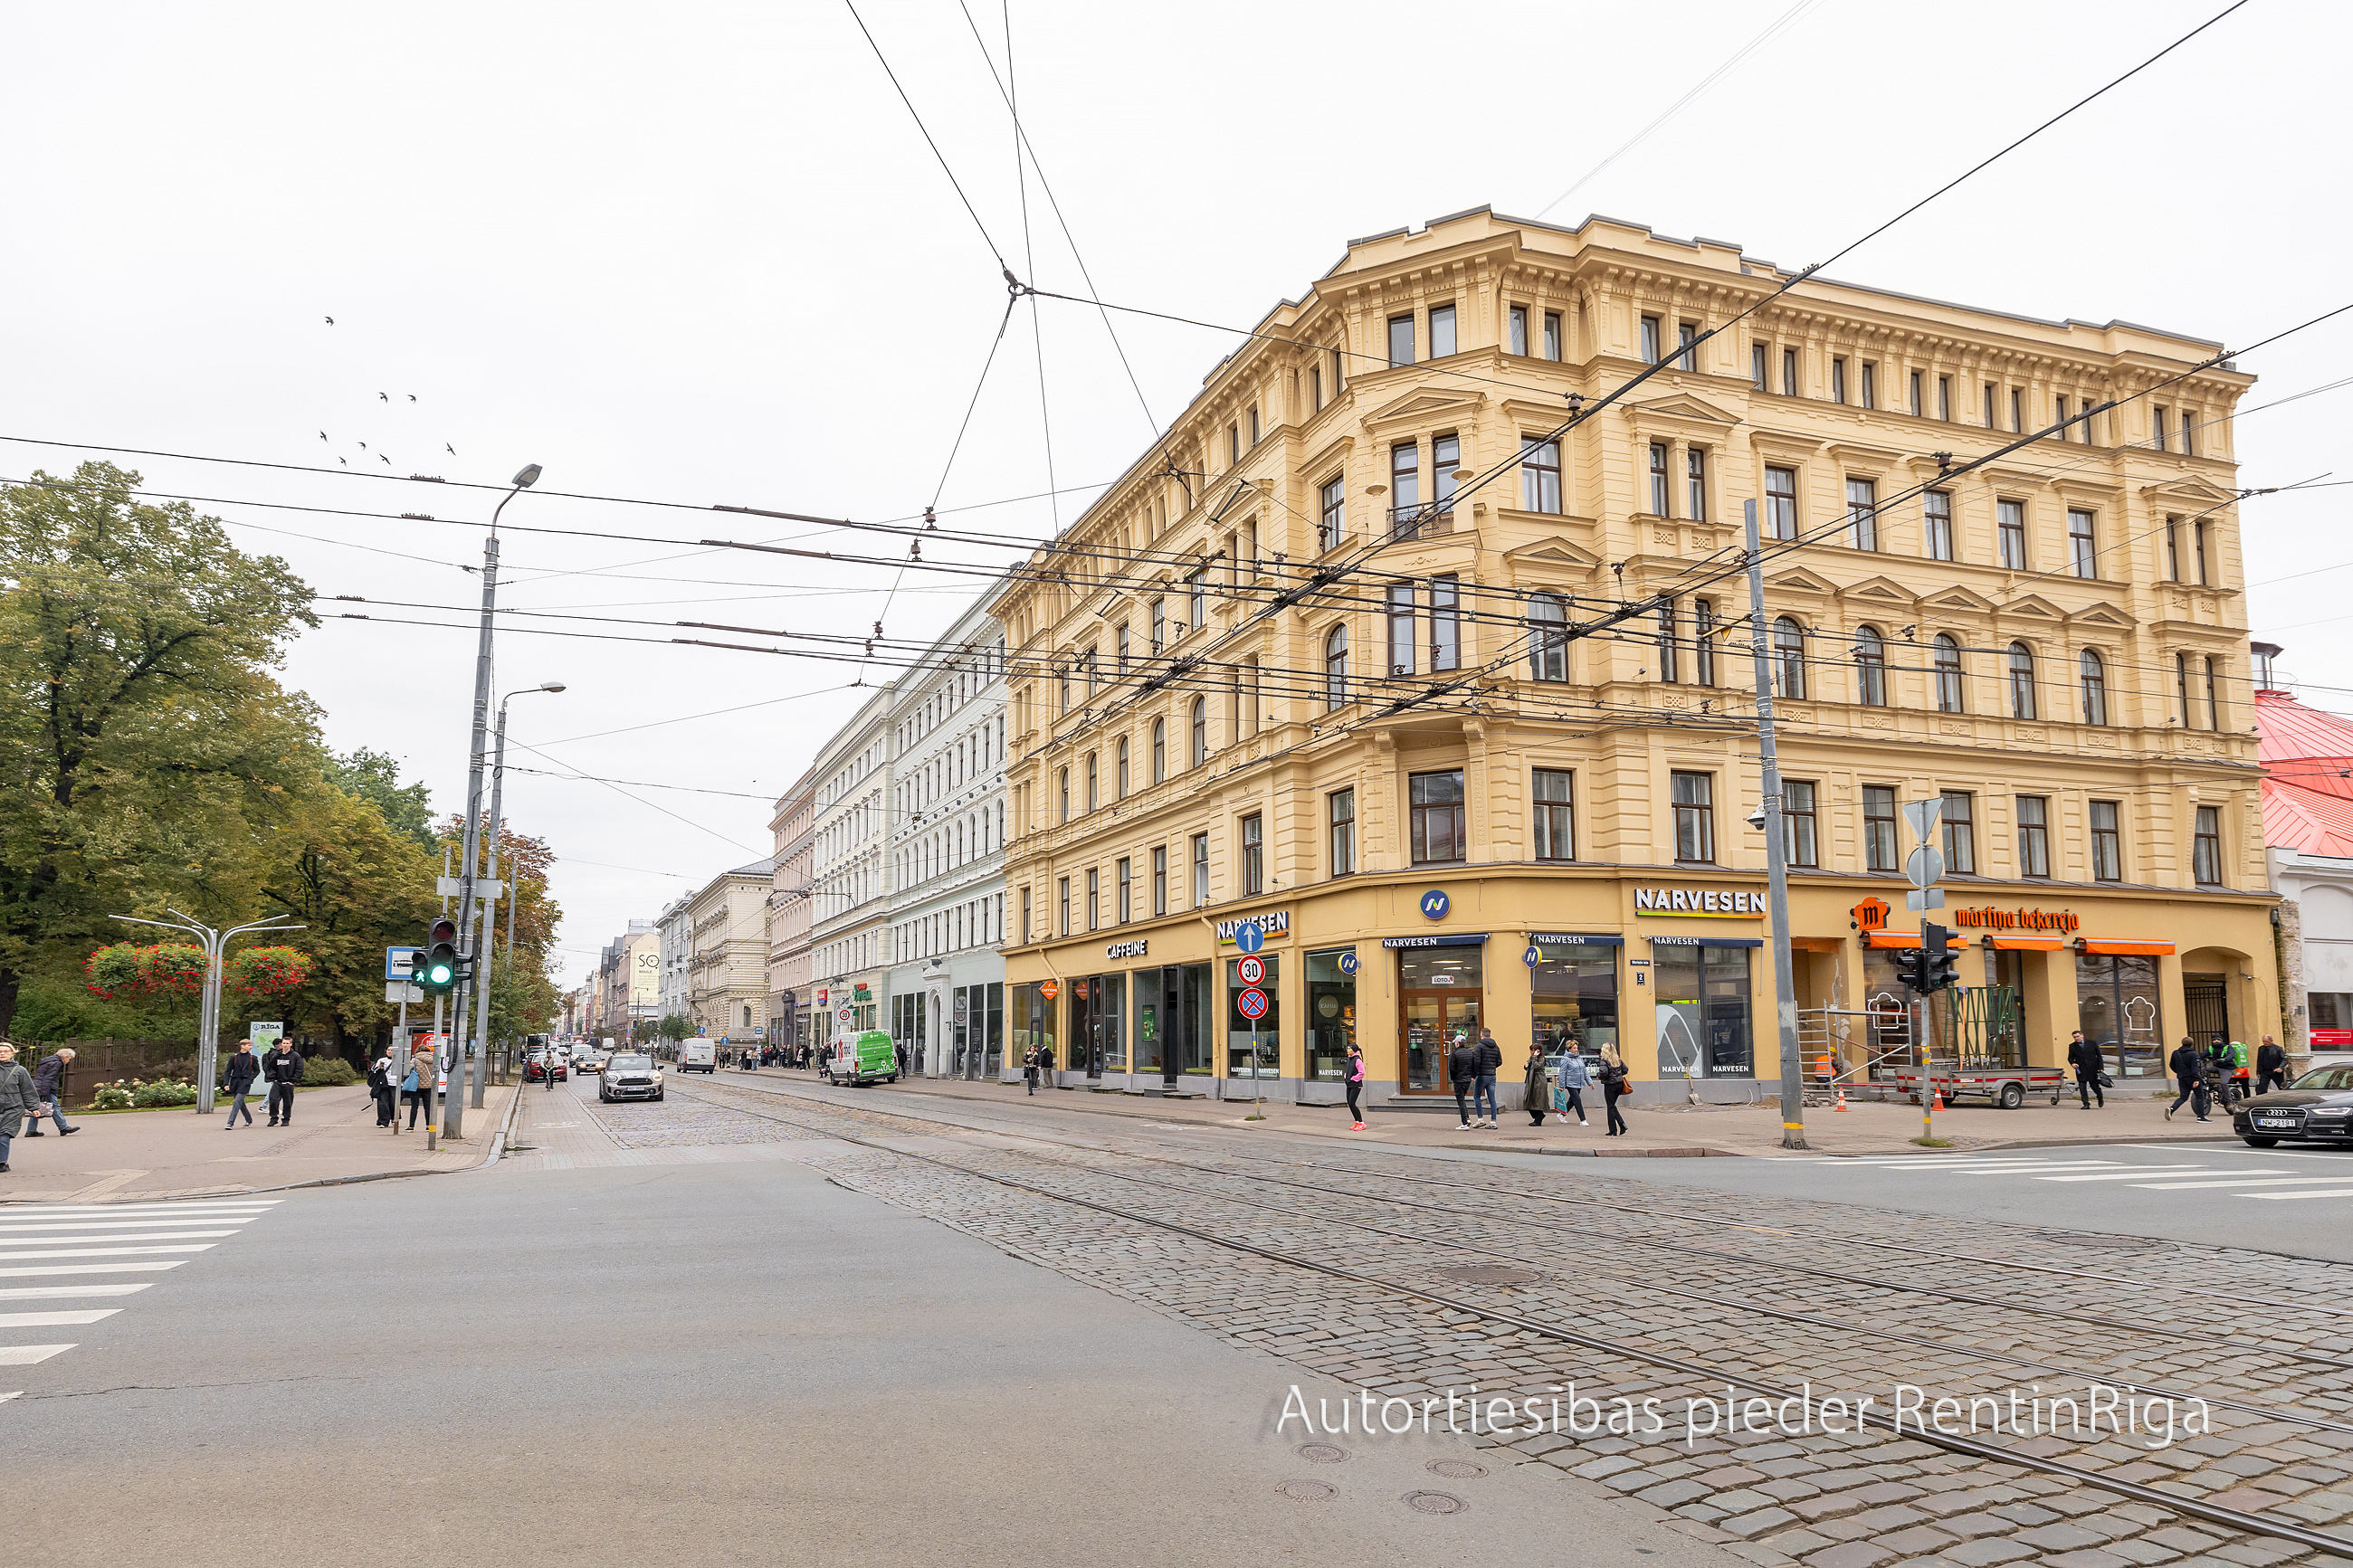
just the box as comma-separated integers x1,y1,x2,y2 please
2066,1030,2106,1110
1598,1042,1631,1136
404,1041,434,1131
1344,1041,1367,1131
2166,1037,2209,1122
222,1041,262,1128
367,1048,396,1127
1447,1033,1480,1131
26,1047,79,1136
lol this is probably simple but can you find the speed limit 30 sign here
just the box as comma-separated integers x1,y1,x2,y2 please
1237,955,1265,985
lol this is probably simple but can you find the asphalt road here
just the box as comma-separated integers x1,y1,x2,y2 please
5,1146,1729,1568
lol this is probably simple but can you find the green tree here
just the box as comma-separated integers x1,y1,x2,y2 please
324,749,436,853
0,463,317,1038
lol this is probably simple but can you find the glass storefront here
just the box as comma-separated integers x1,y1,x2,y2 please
2078,953,2162,1078
949,983,1004,1079
1529,937,1619,1067
1071,974,1127,1075
1306,948,1358,1081
1397,942,1484,1091
893,993,929,1074
1011,982,1059,1074
1135,964,1214,1079
1653,940,1754,1079
1225,955,1280,1078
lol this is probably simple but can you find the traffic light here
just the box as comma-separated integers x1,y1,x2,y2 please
418,917,459,994
1924,923,1962,993
1897,945,1931,993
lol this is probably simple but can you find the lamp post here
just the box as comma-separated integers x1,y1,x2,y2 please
110,911,305,1113
469,681,565,1107
447,464,541,1139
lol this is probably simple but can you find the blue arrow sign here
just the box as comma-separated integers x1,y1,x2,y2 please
1234,921,1265,955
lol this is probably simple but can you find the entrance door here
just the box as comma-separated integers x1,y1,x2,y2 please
2184,974,2229,1051
1401,991,1481,1091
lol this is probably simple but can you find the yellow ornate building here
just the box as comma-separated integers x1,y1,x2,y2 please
991,208,2270,1107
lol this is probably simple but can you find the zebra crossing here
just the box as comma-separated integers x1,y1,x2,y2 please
1817,1148,2353,1202
0,1198,281,1392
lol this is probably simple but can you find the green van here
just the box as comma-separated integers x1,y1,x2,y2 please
825,1029,900,1088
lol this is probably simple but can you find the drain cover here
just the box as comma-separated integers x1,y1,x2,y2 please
1275,1478,1337,1502
1426,1459,1488,1479
2034,1231,2172,1252
1296,1443,1349,1464
1404,1490,1468,1515
1434,1264,1545,1287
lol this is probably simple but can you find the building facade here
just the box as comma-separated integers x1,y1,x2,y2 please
882,598,1010,1078
683,860,776,1042
595,921,657,1046
807,691,893,1051
768,782,816,1054
655,894,691,1039
2255,643,2353,1068
994,208,2272,1107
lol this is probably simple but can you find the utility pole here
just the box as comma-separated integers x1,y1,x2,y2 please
1744,501,1807,1152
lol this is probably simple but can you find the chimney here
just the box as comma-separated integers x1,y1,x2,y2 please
2252,640,2285,696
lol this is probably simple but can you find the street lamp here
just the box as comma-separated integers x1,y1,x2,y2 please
110,909,306,1113
463,679,566,1109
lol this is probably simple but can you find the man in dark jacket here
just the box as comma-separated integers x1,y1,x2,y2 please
26,1048,79,1136
223,1042,262,1127
2255,1035,2290,1097
1472,1027,1504,1129
2166,1037,2208,1122
1447,1035,1480,1131
262,1040,305,1127
2065,1031,2105,1110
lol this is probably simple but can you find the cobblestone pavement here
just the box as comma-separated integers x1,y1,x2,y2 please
629,1076,2353,1568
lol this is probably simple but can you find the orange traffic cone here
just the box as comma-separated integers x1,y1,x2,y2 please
1834,1088,1849,1112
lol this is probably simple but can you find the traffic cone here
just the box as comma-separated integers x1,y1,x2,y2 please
1834,1087,1849,1112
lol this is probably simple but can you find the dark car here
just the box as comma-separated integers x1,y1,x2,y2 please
2233,1065,2353,1147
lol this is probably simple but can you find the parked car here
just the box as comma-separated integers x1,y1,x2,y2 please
824,1029,899,1088
2233,1064,2353,1147
599,1052,663,1104
523,1050,567,1083
679,1039,717,1074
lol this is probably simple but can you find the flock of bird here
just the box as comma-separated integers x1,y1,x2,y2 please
315,315,457,470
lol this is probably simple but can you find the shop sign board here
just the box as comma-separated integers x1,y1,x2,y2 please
1951,905,2082,933
1039,979,1060,1001
1634,886,1767,917
1215,909,1290,946
1106,938,1149,959
1337,952,1358,975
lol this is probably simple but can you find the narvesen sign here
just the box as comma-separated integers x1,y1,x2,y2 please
1951,906,2082,934
1634,886,1767,917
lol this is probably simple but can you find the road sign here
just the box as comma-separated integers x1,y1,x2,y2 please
1904,845,1944,888
1234,922,1265,955
1523,946,1542,968
1900,798,1943,842
1419,889,1451,920
1338,952,1358,976
1237,955,1264,984
836,1006,853,1026
386,946,420,981
1906,889,1946,911
385,981,425,1004
1236,986,1269,1021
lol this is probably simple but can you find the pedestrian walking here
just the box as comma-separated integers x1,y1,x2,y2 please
367,1048,395,1127
1344,1041,1367,1131
0,1044,36,1173
2204,1038,2239,1114
895,1041,909,1077
2066,1030,2106,1110
1524,1044,1552,1127
262,1037,305,1126
404,1041,433,1131
1024,1044,1041,1095
26,1047,80,1136
1599,1042,1631,1136
222,1041,262,1128
1556,1048,1591,1127
2167,1037,2209,1122
1472,1026,1503,1128
2255,1035,2290,1097
1447,1033,1479,1130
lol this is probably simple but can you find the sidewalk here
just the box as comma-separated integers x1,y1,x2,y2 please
0,1082,517,1202
749,1069,2243,1158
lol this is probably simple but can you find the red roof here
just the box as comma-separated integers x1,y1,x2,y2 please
2259,690,2353,852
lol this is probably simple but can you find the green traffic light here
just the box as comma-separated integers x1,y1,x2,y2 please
424,959,454,985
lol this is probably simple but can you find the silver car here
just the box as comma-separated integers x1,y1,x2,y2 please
599,1052,664,1104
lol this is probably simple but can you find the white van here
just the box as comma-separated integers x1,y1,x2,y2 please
679,1039,717,1074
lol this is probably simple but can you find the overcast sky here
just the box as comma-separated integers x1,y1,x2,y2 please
5,0,2345,989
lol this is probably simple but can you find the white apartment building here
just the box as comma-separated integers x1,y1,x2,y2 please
884,600,1010,1079
768,781,816,1053
655,892,692,1040
807,689,893,1050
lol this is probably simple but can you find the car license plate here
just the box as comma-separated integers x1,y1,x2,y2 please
2255,1116,2297,1129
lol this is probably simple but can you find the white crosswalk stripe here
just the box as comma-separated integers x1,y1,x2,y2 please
1807,1151,2353,1207
0,1199,281,1398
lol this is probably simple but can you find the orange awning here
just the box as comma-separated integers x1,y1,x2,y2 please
2079,938,2176,956
1984,936,2068,951
1862,931,1973,949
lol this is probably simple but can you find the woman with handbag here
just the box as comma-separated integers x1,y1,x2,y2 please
1523,1046,1552,1127
403,1042,433,1131
1599,1043,1631,1136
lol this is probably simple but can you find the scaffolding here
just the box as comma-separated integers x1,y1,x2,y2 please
1796,1000,1914,1101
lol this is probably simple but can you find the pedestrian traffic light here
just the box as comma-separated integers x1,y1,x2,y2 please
1924,923,1962,993
419,917,459,994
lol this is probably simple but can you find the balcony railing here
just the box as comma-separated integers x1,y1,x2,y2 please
1386,502,1453,541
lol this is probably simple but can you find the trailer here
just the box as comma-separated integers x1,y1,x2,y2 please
1891,1065,2067,1110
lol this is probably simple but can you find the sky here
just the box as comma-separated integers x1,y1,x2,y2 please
4,0,2347,991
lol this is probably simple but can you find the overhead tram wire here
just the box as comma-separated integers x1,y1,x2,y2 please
841,0,1009,273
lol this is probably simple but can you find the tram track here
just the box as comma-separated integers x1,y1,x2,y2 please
664,1076,2353,1561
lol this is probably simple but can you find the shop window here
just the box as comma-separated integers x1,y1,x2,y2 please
1011,980,1059,1074
1655,944,1753,1079
1410,770,1466,865
1941,791,1977,875
1783,780,1818,868
1328,788,1356,877
2078,953,2161,1079
1069,974,1126,1074
1226,954,1279,1079
1135,963,1214,1078
2090,800,2122,880
2194,805,2224,886
1530,941,1618,1064
1672,771,1715,863
1307,948,1358,1083
1399,946,1484,1093
1533,768,1574,861
2016,794,2051,877
1862,785,1898,872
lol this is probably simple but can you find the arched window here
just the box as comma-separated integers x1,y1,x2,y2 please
1190,697,1207,766
1085,751,1099,812
1150,718,1166,784
1057,767,1070,823
1932,634,1965,713
2080,650,2109,726
2007,642,2037,720
1528,594,1567,682
1324,624,1349,709
1853,624,1887,707
1771,616,1806,700
1116,735,1129,798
